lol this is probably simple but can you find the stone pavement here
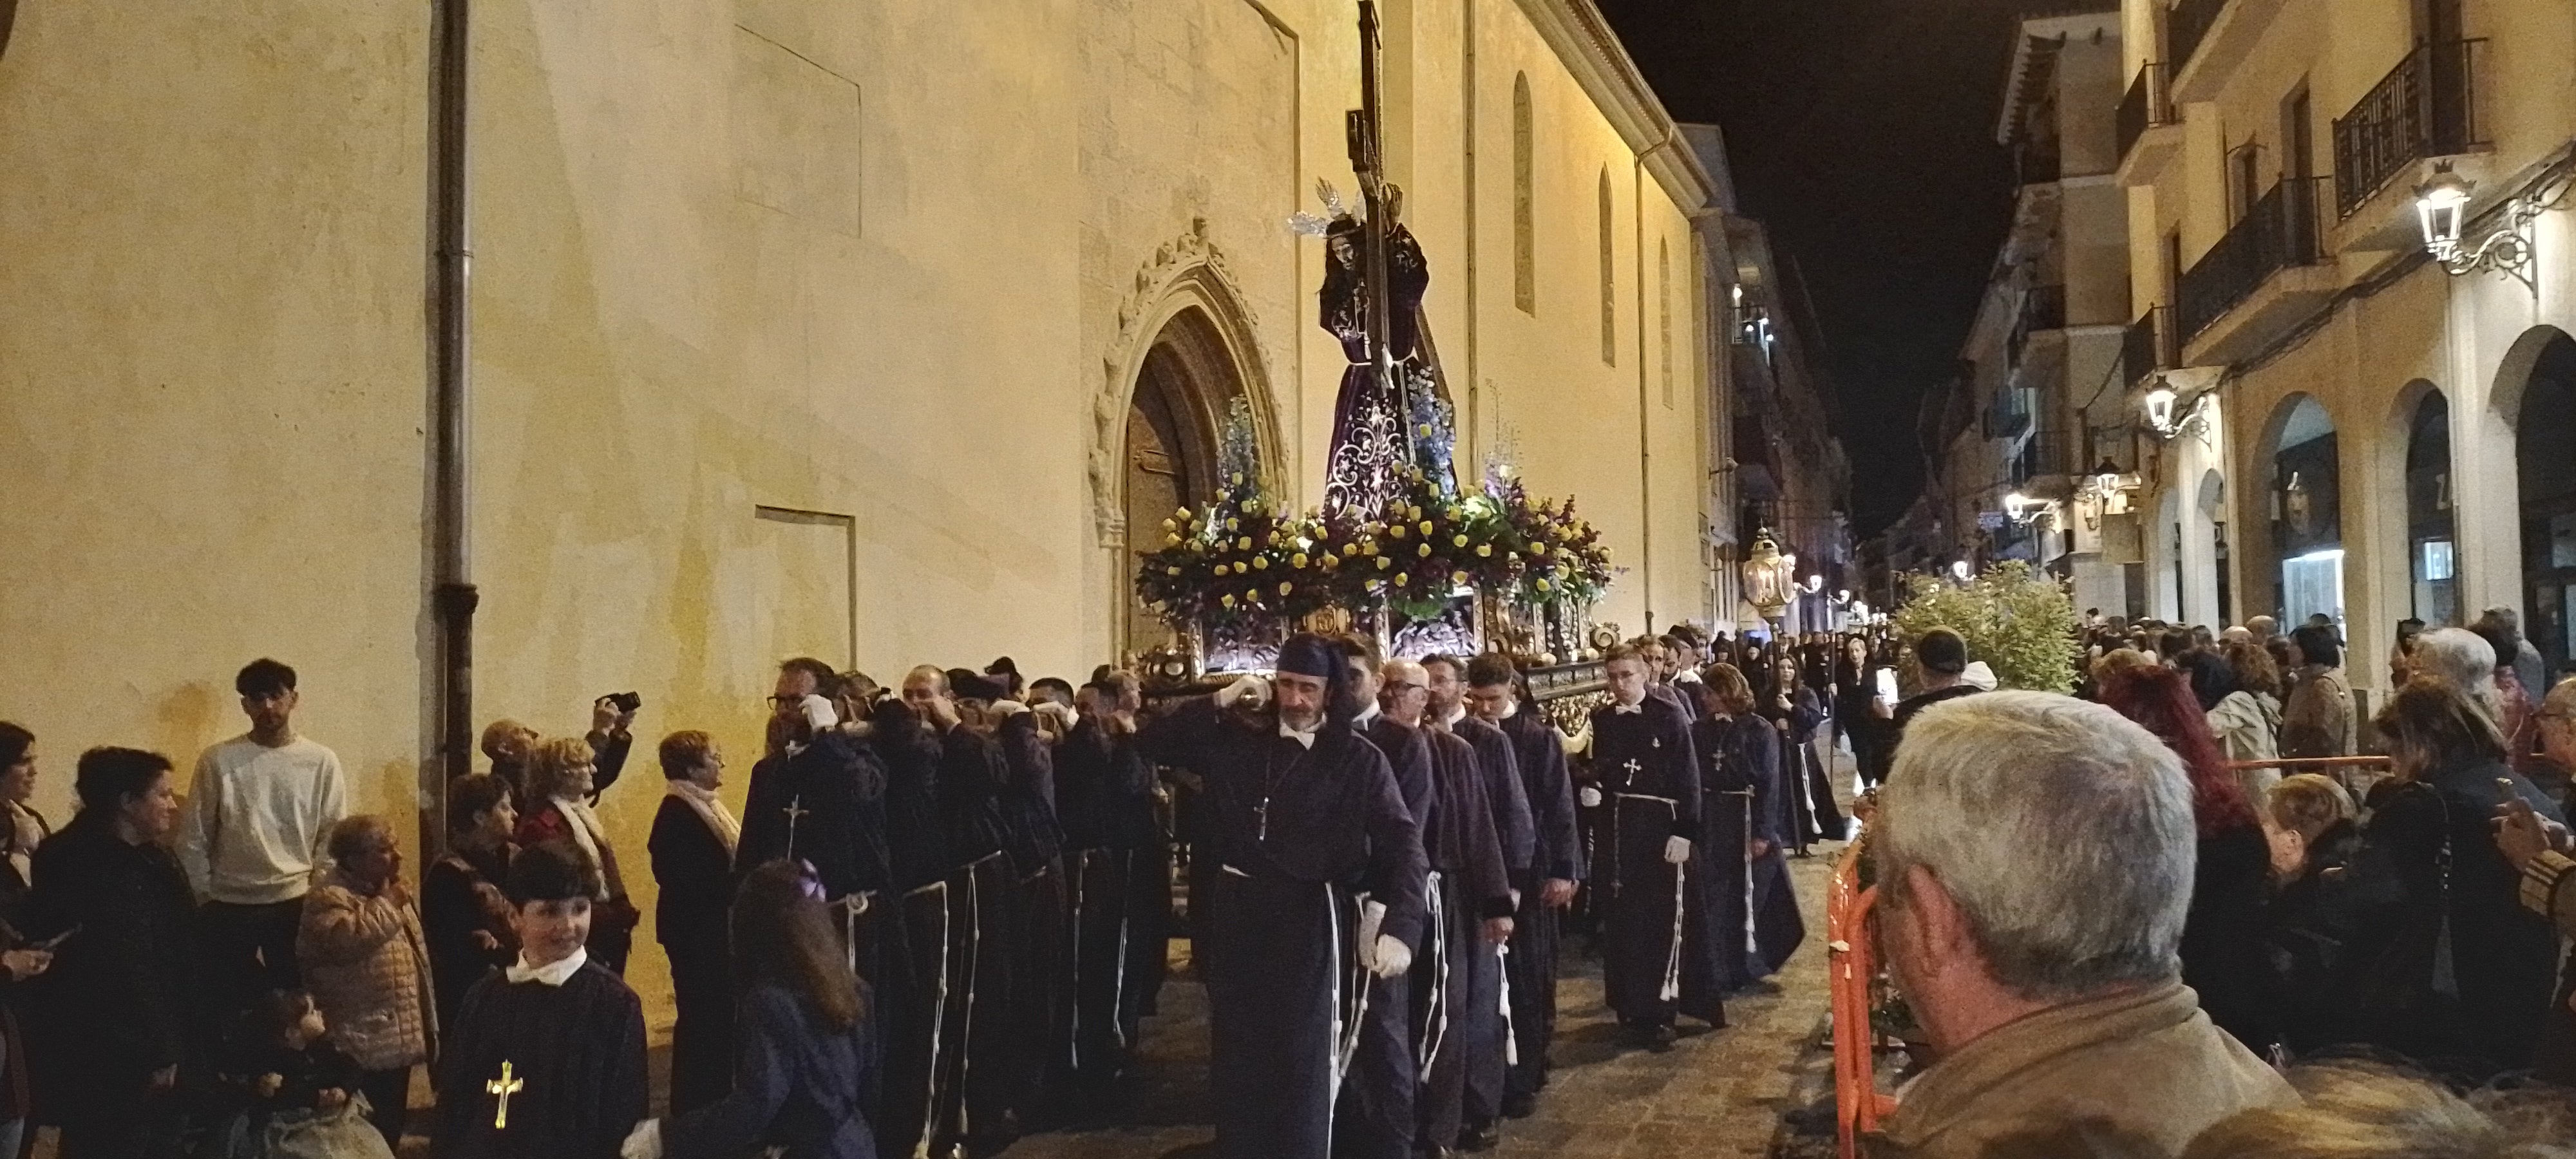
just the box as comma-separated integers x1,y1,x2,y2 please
1010,849,1842,1159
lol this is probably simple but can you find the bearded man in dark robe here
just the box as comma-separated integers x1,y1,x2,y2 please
1135,634,1426,1159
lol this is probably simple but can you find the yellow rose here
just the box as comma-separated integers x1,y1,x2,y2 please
1450,570,1468,585
1238,537,1255,551
1452,534,1468,548
1365,579,1382,592
1535,579,1551,593
1278,582,1293,596
1341,543,1358,556
1220,594,1237,608
1531,542,1549,555
1175,506,1192,519
1388,525,1406,540
1395,572,1410,585
1321,554,1340,568
1231,472,1245,485
1416,543,1432,558
1166,566,1182,576
1477,545,1493,558
1376,557,1392,570
1254,557,1269,570
1165,533,1182,547
1291,552,1309,568
1419,520,1434,535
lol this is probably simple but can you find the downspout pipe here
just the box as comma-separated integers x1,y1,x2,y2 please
429,0,476,851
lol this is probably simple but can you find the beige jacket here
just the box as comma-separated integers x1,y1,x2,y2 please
1866,983,2293,1159
296,868,436,1071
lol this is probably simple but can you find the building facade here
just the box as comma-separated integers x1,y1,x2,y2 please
1883,8,2136,617
2111,0,2576,701
0,0,1854,1008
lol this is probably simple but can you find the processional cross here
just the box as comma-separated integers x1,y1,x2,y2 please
1348,1,1413,458
486,1060,524,1129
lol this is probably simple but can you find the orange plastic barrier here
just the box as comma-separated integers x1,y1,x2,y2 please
1827,847,1897,1158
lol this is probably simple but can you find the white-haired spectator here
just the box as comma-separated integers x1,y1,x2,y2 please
1869,692,2292,1158
2412,627,2506,717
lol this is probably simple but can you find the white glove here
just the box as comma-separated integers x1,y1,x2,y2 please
1032,701,1077,730
1578,786,1604,808
620,1120,663,1159
1217,674,1270,710
1663,836,1691,865
1369,934,1413,979
990,699,1030,719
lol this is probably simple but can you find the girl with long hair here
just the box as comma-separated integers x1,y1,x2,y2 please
630,860,877,1159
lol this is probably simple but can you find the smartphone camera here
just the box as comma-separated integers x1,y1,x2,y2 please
605,692,643,714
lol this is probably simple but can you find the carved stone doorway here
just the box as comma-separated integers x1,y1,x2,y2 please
1121,306,1253,661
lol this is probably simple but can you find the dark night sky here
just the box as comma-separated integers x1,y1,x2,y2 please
1598,0,2040,535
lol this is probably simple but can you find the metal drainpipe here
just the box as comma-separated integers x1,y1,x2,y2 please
428,0,477,854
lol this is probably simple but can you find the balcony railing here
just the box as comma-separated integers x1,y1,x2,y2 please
2332,39,2485,218
2123,306,2179,386
1985,386,2032,440
2012,428,2076,487
2168,0,2230,77
2022,283,2068,333
2116,63,2174,162
2177,176,2327,341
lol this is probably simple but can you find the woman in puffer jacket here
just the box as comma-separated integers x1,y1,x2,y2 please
298,815,435,1147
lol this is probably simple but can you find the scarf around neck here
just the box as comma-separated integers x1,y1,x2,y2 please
665,779,741,854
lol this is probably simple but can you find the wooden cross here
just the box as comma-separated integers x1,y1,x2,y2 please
486,1060,524,1129
782,795,810,858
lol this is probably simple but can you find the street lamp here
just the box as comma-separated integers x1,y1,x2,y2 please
2142,378,2211,442
2415,164,2472,260
2413,160,2564,294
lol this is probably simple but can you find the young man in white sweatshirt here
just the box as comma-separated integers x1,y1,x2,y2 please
179,657,348,1009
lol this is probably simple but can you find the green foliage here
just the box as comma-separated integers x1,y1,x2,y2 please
1891,560,2080,694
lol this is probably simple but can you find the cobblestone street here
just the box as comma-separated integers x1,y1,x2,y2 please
1011,849,1841,1159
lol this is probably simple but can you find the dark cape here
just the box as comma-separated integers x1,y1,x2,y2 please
1759,687,1845,847
994,711,1071,1124
1412,726,1513,1151
660,983,880,1159
1690,714,1804,992
1492,706,1581,1100
1347,713,1434,1159
1054,715,1167,1093
1587,697,1722,1028
855,710,954,1159
433,960,649,1159
933,722,1020,1153
650,793,740,1115
1140,697,1428,1159
1444,715,1529,1132
736,732,893,902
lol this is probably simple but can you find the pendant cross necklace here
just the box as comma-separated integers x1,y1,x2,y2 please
486,1060,524,1129
782,795,810,858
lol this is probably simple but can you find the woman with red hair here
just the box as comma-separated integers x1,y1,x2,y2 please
2092,651,2273,1055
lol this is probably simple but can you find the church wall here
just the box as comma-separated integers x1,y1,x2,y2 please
0,2,434,841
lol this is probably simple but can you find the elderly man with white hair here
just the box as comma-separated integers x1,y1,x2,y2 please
1869,692,2293,1158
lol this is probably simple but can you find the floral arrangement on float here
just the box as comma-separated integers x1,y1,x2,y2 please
1132,401,1620,674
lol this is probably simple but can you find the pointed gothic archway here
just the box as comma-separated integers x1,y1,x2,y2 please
1092,226,1281,663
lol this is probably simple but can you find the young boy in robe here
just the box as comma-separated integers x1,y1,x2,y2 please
433,840,648,1159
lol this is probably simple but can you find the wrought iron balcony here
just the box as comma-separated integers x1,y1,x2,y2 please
2022,283,2068,333
2123,306,2178,386
2011,428,2076,488
2177,177,2327,341
1985,386,2032,440
2116,64,2174,163
2168,0,2230,76
2332,40,2485,218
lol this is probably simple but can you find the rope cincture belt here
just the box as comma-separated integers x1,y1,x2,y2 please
1615,793,1687,1004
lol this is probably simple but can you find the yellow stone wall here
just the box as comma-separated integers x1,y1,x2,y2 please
1,0,1718,1018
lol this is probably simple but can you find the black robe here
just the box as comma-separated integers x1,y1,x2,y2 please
858,713,954,1159
1759,688,1846,847
1414,726,1513,1149
934,723,1019,1153
1689,714,1804,992
650,795,739,1115
1492,706,1580,1100
1587,698,1721,1028
1347,713,1435,1159
1139,698,1427,1159
995,713,1071,1124
433,961,650,1159
424,842,518,1043
1056,717,1164,1094
737,733,893,902
1446,715,1530,1130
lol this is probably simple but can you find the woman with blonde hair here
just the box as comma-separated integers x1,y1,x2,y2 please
2356,677,2566,1073
516,736,641,973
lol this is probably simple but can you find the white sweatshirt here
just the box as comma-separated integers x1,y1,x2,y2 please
177,734,348,904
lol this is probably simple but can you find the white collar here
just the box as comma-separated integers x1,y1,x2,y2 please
1488,698,1520,722
1439,706,1467,727
506,947,589,987
1278,720,1320,749
1354,704,1382,728
1612,699,1645,715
